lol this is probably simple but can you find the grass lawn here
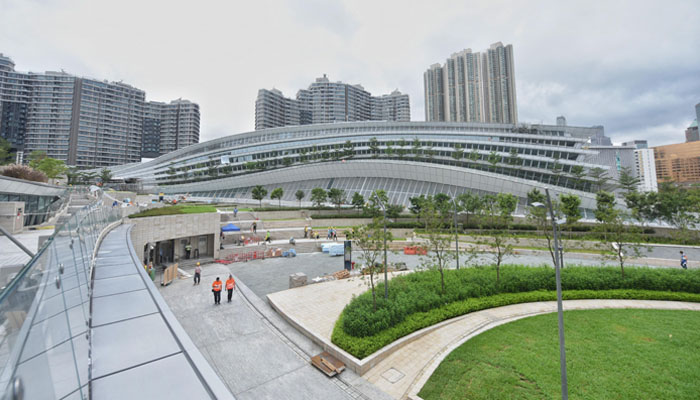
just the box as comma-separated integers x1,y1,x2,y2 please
419,309,700,400
128,204,217,218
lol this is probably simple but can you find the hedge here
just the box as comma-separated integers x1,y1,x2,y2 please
332,289,700,359
332,266,700,359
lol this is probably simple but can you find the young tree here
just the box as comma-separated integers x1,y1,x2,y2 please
351,192,364,211
252,185,268,207
369,137,380,158
411,137,422,160
364,189,389,217
409,195,429,217
559,193,582,239
617,166,640,194
65,167,80,185
487,151,500,170
295,189,305,207
624,191,659,231
386,204,404,219
343,140,354,158
99,167,113,184
451,144,464,162
310,187,327,208
479,193,517,283
34,157,67,184
589,167,611,193
569,165,586,191
468,149,480,166
354,219,393,311
507,148,522,166
433,193,452,221
595,192,646,277
27,150,47,169
0,138,14,165
419,202,453,293
270,187,284,208
328,188,346,211
656,183,699,243
457,192,482,227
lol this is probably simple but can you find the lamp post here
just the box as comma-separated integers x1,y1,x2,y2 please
533,188,569,400
451,197,460,269
372,192,389,299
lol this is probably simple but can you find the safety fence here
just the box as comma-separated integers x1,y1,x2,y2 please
0,189,120,399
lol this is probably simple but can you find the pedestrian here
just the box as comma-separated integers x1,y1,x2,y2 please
185,242,192,259
194,262,201,285
265,231,272,243
252,221,257,234
333,228,337,241
234,206,238,218
304,225,309,238
226,274,236,302
212,277,223,304
681,251,688,270
327,228,332,240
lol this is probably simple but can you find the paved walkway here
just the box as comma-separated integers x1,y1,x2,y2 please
158,263,393,400
0,228,53,268
267,277,700,400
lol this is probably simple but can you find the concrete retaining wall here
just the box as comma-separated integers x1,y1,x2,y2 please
129,212,221,263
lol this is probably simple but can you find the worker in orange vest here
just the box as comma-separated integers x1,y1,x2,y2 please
212,277,223,305
226,274,236,303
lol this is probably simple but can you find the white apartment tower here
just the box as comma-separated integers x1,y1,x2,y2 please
424,42,517,124
634,148,658,192
255,75,410,129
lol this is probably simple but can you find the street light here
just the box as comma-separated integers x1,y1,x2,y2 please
450,197,465,269
372,192,389,300
532,187,569,400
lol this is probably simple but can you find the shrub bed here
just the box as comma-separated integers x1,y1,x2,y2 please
128,205,217,218
332,266,700,359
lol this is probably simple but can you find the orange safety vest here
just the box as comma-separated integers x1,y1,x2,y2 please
212,280,223,291
226,278,235,290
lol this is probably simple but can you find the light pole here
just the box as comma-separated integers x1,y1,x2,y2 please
451,197,460,269
373,192,389,299
533,188,569,400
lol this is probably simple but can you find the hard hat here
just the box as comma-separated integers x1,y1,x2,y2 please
196,262,200,266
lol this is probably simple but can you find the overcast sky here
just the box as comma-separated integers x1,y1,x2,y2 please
1,0,698,146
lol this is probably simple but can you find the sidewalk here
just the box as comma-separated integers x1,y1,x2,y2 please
157,263,392,400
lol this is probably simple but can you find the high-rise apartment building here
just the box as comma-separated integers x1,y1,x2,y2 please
255,89,300,130
633,148,658,192
141,99,200,158
254,75,410,130
424,42,517,124
371,90,411,122
0,53,198,167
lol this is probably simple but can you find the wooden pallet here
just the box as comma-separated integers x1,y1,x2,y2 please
310,352,345,377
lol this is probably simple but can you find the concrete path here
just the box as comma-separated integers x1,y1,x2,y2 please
157,263,392,400
0,228,53,268
266,277,700,400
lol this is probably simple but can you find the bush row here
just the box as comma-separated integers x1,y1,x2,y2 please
340,266,700,338
332,289,700,359
128,205,217,218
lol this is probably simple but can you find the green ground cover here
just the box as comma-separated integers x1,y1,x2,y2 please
331,266,700,358
128,205,217,218
419,309,700,400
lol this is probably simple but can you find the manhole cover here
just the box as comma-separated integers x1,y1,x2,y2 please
381,368,405,383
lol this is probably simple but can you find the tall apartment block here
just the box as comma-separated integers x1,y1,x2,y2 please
254,75,410,130
142,100,200,158
0,53,199,167
424,42,517,124
633,148,658,192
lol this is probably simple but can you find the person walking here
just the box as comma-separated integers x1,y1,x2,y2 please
185,242,192,259
265,231,272,243
252,221,257,234
194,262,201,285
226,274,236,302
681,251,688,270
304,225,309,238
212,277,223,305
233,206,238,218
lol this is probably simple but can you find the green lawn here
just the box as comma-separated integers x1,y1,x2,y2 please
419,309,700,400
128,205,217,218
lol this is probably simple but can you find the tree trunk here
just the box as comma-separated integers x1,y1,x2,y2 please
370,273,377,311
